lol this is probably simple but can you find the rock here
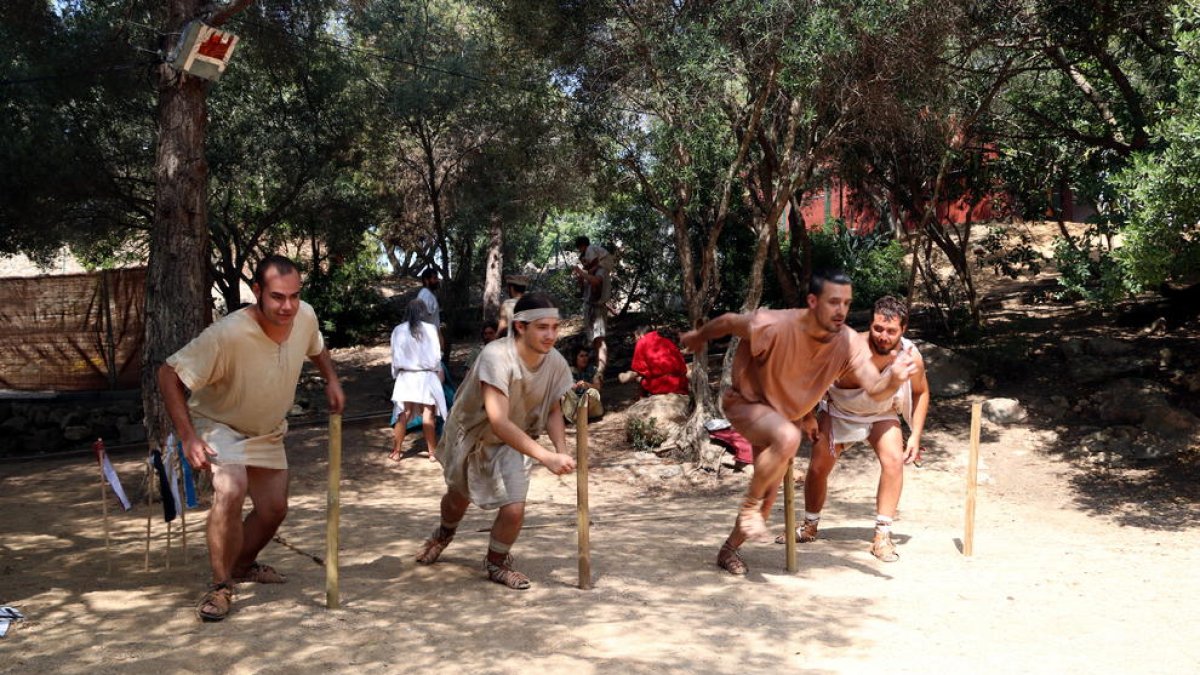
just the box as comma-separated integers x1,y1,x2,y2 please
658,465,684,479
913,341,976,398
983,398,1026,424
1091,378,1170,425
1142,405,1200,439
1084,337,1135,357
0,416,29,433
288,404,304,417
625,393,690,429
633,451,657,462
63,425,91,441
1063,353,1150,384
1182,373,1200,394
1050,395,1070,408
119,423,147,444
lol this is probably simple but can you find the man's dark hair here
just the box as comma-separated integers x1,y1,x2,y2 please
575,345,591,358
420,268,439,282
482,319,499,334
512,292,557,336
809,268,853,297
873,295,908,327
574,235,590,249
253,255,300,287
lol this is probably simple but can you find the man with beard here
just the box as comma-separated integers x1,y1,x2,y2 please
783,295,929,562
680,271,917,576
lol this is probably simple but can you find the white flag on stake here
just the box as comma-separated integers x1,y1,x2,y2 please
93,439,132,511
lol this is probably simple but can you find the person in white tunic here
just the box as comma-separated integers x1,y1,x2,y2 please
389,299,448,462
414,293,575,590
417,267,445,353
786,295,929,562
159,255,345,621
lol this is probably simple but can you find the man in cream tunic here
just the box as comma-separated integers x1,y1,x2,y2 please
415,293,575,590
159,255,345,621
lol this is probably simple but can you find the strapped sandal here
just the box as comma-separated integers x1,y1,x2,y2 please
234,562,287,584
196,582,234,622
736,495,770,543
415,528,454,565
485,554,531,590
871,529,899,563
717,543,748,576
774,518,820,545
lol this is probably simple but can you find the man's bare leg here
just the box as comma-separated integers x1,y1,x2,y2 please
870,420,905,519
208,463,249,583
390,407,411,460
486,502,531,589
736,410,802,539
592,336,608,384
231,466,289,578
417,490,469,564
803,412,839,514
868,420,904,562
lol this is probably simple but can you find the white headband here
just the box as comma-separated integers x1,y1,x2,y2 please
512,308,560,323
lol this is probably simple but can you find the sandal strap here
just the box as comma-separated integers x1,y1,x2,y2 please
485,558,531,590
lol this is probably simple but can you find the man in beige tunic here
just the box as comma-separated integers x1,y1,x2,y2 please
415,293,575,590
159,255,345,620
680,270,916,575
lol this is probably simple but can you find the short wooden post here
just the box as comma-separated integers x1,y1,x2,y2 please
576,411,592,590
784,458,797,572
100,460,112,575
326,413,343,609
964,402,982,556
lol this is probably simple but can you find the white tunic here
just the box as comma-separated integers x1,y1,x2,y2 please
390,321,447,418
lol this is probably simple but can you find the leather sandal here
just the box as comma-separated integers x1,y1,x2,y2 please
485,554,531,590
234,562,287,584
717,542,748,576
196,582,234,622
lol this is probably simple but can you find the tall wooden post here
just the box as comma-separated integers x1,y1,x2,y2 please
576,412,592,590
964,402,982,556
326,413,343,608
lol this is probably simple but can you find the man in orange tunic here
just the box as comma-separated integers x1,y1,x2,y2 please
680,270,916,575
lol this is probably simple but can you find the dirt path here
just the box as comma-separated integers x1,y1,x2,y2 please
2,342,1197,673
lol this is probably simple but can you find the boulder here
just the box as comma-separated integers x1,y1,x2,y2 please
63,425,91,442
625,393,690,429
983,398,1026,424
1084,336,1135,357
913,341,976,398
1089,378,1169,425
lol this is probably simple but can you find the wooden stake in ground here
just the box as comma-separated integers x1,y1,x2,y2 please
97,445,112,575
576,410,592,590
964,402,982,556
326,412,342,609
784,458,797,573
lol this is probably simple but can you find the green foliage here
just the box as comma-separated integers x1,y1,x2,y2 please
626,416,667,452
808,219,907,309
303,246,388,348
976,225,1043,279
1051,227,1127,306
1106,3,1200,290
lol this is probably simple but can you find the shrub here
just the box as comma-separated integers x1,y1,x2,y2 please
626,416,667,452
809,219,907,308
304,248,387,347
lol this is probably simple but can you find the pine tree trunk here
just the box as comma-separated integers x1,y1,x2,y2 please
481,215,503,322
141,0,213,451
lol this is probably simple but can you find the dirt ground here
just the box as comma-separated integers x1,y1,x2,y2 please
3,233,1199,673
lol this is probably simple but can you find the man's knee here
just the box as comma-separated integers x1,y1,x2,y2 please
497,501,525,523
771,424,803,455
